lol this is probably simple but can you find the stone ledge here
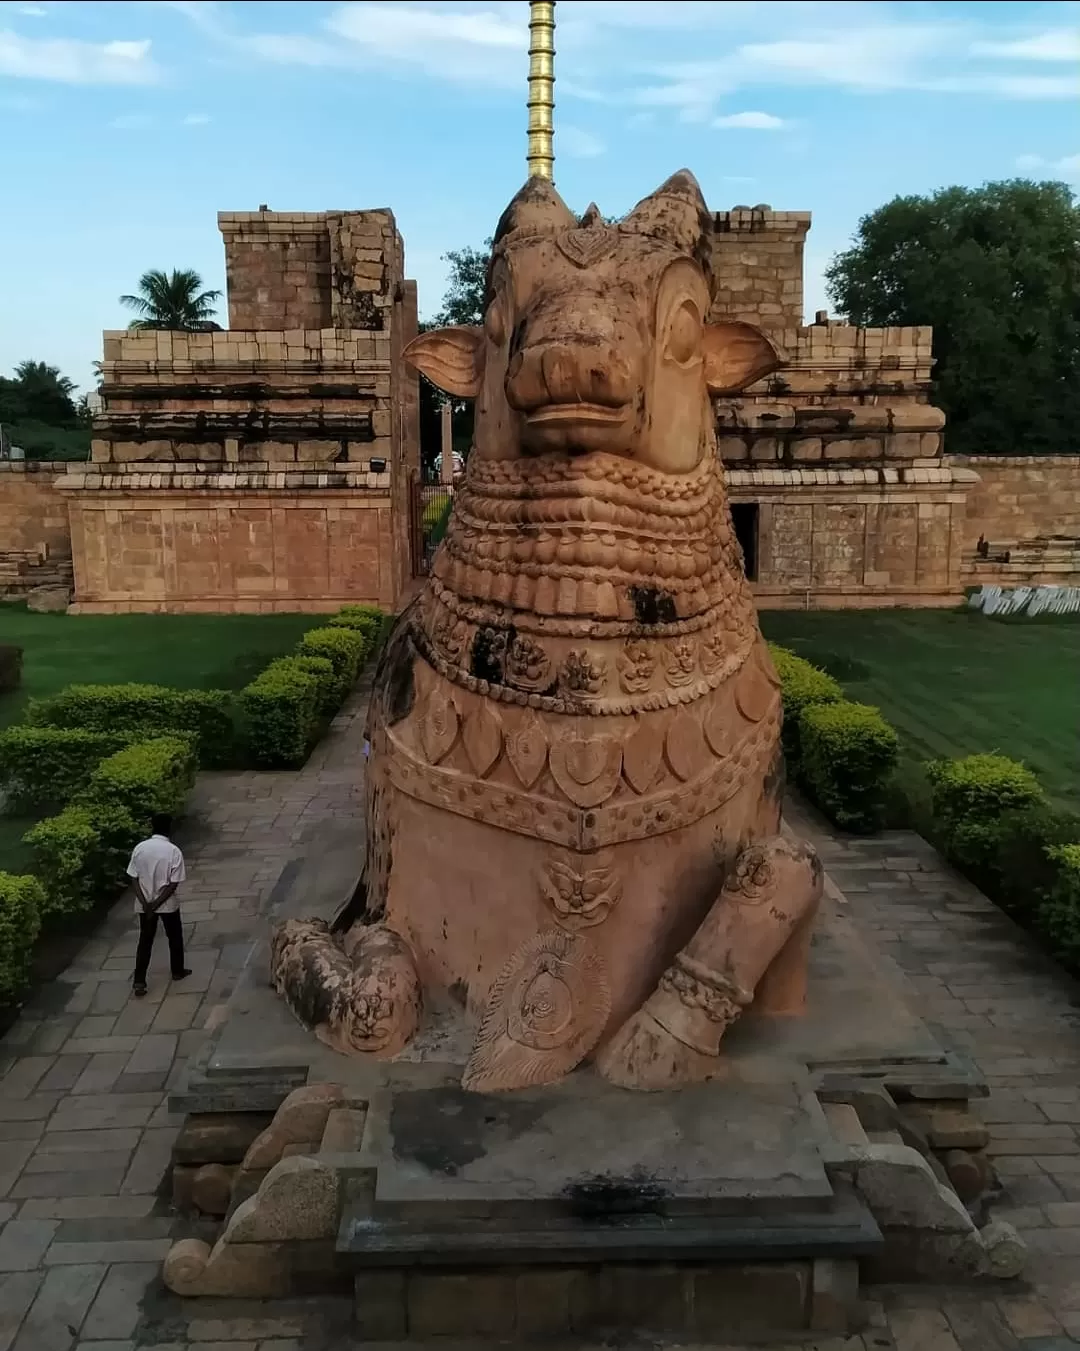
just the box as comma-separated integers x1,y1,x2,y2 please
724,467,976,489
57,468,393,492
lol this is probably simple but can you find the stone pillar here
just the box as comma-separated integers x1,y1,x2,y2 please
440,404,454,484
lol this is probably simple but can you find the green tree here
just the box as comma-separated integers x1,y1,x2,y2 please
1,360,77,425
0,360,89,460
120,268,223,330
825,179,1080,456
432,240,493,328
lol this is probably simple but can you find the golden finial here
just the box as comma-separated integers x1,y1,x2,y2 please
527,1,555,181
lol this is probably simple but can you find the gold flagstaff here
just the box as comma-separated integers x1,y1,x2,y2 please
527,1,555,181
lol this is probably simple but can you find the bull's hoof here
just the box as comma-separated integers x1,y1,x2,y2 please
595,1003,730,1091
270,918,421,1058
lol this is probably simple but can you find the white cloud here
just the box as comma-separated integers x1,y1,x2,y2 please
559,124,605,158
17,6,48,16
0,30,158,83
1016,151,1080,178
713,110,786,129
973,29,1080,62
158,1,1080,114
181,111,211,125
321,3,524,84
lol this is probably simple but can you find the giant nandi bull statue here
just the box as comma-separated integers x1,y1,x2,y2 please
271,171,823,1093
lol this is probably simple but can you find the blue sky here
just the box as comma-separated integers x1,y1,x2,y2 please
1,0,1077,392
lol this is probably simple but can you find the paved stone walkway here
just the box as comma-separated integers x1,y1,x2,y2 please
3,701,1080,1346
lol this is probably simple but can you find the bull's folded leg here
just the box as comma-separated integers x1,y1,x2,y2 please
595,835,823,1090
269,918,421,1059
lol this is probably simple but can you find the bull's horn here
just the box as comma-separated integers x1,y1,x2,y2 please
622,169,713,265
492,177,577,249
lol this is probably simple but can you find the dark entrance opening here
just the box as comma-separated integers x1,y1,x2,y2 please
730,502,760,582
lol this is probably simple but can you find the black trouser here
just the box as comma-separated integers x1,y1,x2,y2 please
133,910,185,984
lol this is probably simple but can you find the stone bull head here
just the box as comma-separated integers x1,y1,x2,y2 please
404,170,782,474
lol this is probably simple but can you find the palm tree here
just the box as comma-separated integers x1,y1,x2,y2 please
120,268,223,331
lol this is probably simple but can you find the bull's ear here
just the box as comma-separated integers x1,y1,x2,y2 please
703,321,781,394
402,326,485,398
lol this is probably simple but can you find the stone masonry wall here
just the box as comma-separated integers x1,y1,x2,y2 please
77,206,419,613
951,455,1080,587
725,465,974,609
710,208,810,333
0,462,70,556
719,321,943,469
58,463,396,614
93,328,392,466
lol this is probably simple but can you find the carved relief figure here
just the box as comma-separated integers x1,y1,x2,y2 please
269,170,823,1092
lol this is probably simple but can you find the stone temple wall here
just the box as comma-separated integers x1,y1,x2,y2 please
709,208,809,334
713,290,970,607
952,455,1080,588
67,209,420,613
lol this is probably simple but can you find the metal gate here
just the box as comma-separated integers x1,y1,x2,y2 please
409,473,454,577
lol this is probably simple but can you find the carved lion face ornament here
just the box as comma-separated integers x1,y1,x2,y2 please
404,171,782,475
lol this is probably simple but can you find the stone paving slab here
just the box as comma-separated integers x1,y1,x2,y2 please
5,690,1080,1345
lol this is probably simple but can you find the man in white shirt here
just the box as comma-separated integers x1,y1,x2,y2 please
128,813,190,997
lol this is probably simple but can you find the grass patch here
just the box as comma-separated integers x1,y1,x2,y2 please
0,607,320,871
0,607,318,731
760,608,1080,813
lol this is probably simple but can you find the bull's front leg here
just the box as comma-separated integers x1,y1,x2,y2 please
595,836,823,1091
270,918,421,1058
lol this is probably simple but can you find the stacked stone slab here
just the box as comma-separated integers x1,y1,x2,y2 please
63,208,420,613
704,207,975,607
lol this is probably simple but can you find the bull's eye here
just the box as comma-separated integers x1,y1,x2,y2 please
667,301,702,365
485,299,506,348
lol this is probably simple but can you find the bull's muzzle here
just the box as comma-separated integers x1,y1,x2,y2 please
505,341,639,456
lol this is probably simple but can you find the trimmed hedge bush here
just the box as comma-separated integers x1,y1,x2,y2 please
1037,846,1080,968
925,754,1046,872
798,699,900,833
0,873,43,1004
0,726,135,813
238,663,321,768
0,645,22,696
329,605,383,643
767,644,842,767
78,736,197,824
24,801,140,919
296,626,367,704
264,655,338,718
28,683,233,766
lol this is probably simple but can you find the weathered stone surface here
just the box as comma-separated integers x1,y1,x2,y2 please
900,1103,990,1151
173,1112,272,1166
25,586,69,613
162,1235,289,1297
810,1257,862,1334
944,1147,993,1203
241,1083,343,1170
191,1163,235,1217
224,1156,339,1243
978,1218,1027,1279
851,1143,974,1234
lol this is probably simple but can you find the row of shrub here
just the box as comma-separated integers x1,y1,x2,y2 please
925,754,1080,969
10,604,388,778
0,734,196,1001
0,604,388,1003
768,642,1080,976
768,644,900,834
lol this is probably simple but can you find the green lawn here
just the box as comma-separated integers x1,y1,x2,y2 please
0,607,319,730
760,609,1080,811
0,606,321,873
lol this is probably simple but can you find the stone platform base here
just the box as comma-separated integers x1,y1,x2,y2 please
352,1256,861,1341
162,813,1026,1338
